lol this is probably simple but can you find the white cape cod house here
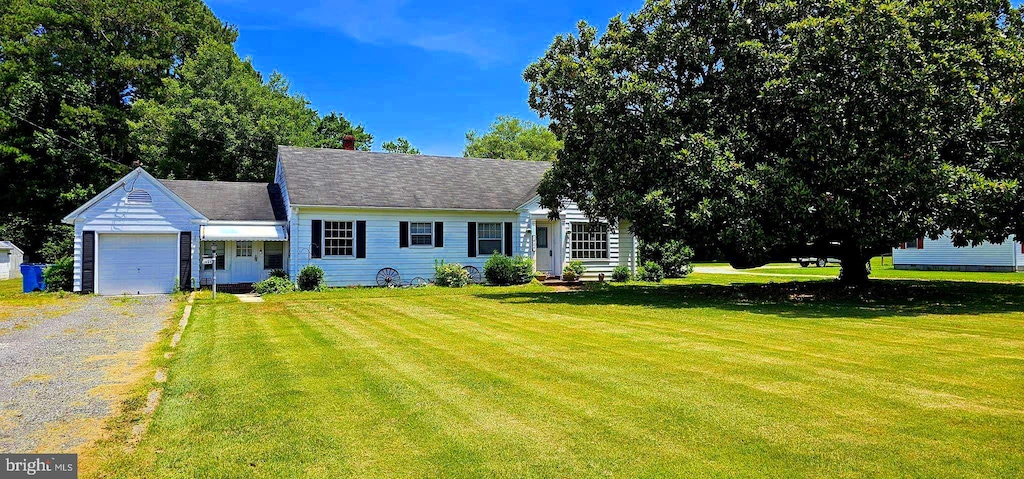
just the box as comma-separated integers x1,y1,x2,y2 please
63,146,637,294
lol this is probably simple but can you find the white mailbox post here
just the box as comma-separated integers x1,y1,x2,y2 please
209,243,218,299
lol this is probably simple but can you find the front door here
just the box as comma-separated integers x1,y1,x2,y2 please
536,225,553,273
232,241,260,283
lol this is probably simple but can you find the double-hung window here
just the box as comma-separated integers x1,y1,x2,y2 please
410,222,433,246
324,221,354,257
477,223,503,256
570,223,609,259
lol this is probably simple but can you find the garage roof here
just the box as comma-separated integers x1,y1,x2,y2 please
159,180,287,222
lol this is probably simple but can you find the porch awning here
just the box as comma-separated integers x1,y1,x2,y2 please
201,224,288,241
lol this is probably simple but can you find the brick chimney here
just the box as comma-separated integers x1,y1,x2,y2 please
342,134,356,150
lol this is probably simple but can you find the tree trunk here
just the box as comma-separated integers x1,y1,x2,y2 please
837,239,870,286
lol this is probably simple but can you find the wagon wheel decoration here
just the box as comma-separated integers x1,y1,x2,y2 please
376,268,402,288
463,265,483,284
410,277,429,287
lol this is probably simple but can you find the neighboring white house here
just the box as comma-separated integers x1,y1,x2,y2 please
892,234,1023,272
62,145,637,294
0,241,25,280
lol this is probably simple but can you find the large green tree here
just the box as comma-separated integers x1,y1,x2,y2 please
525,0,1024,283
0,0,234,255
0,1,374,256
131,41,369,181
464,116,561,162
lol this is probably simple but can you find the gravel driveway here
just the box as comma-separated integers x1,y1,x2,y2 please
0,295,175,453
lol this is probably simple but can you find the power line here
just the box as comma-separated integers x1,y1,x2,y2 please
0,103,124,171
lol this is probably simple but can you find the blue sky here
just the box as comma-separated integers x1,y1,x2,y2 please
207,0,645,156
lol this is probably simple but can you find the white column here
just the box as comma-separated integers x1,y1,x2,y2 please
530,217,537,272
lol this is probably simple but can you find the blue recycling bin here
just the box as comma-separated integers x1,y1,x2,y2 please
21,264,46,293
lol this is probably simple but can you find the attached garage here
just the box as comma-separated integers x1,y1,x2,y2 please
96,234,179,295
63,168,284,294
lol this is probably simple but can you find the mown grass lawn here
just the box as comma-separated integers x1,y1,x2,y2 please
88,274,1024,478
705,257,1024,283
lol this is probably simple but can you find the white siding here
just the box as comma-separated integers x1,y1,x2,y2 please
71,172,202,292
0,248,23,280
892,233,1018,271
618,220,637,275
0,252,9,280
517,196,635,280
1016,238,1023,272
290,207,520,286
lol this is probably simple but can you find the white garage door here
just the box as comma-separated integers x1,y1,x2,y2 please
98,234,178,295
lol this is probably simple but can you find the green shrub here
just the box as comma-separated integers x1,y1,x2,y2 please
268,269,289,279
39,225,74,264
434,260,470,287
253,276,295,295
611,265,632,282
562,260,587,282
297,265,325,291
640,240,694,278
484,253,534,285
637,261,664,282
43,256,73,292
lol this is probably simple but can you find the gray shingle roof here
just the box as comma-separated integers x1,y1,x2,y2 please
160,180,286,222
278,146,551,210
0,241,22,253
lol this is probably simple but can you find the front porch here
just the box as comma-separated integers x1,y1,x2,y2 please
198,223,288,288
526,214,566,278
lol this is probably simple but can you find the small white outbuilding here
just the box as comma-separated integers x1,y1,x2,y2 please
893,234,1024,272
0,241,25,280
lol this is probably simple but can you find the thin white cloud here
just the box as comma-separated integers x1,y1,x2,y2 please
295,0,508,62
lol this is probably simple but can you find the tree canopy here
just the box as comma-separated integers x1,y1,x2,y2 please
525,0,1024,283
0,0,374,255
382,137,420,154
0,0,234,256
464,116,561,162
132,41,371,182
